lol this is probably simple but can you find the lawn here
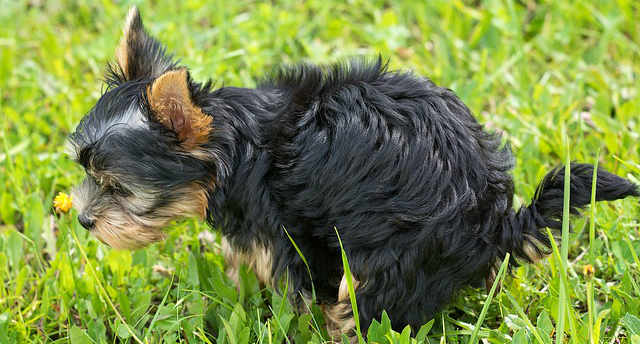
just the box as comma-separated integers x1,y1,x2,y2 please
1,0,640,343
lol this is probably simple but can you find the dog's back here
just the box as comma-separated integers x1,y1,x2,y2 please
246,58,639,332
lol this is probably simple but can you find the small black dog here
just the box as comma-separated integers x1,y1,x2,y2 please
69,7,638,338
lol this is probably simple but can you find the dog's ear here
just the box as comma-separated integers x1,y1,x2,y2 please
115,7,176,81
147,69,212,148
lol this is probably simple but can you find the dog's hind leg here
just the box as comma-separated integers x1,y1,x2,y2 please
334,245,478,338
323,274,359,342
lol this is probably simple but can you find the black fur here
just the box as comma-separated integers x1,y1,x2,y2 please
202,59,638,331
71,9,639,336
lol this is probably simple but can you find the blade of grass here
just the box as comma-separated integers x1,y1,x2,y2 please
611,155,640,172
269,272,291,344
144,272,175,339
467,253,510,344
556,137,571,344
270,314,292,344
588,152,600,344
624,238,640,269
587,280,595,344
220,317,238,344
589,150,600,261
503,289,545,344
282,226,325,338
282,226,316,301
440,314,446,344
622,241,640,297
68,226,144,344
297,294,325,341
180,289,234,311
194,327,216,344
334,227,364,344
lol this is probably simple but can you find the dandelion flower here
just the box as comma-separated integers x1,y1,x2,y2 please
54,192,73,213
582,264,595,278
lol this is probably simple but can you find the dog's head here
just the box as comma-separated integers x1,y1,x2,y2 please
68,7,212,249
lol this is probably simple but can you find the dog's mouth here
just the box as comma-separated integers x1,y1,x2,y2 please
70,181,209,250
90,220,167,249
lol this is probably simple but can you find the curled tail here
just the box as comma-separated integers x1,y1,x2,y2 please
499,163,639,265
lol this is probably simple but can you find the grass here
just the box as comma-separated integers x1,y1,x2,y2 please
1,0,640,342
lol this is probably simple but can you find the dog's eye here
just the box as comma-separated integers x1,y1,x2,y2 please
110,182,131,197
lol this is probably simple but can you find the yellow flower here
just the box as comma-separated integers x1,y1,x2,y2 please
583,264,595,278
53,192,73,213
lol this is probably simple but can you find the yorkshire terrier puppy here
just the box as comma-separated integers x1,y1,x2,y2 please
69,7,638,339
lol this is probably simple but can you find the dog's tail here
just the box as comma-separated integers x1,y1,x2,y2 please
497,163,638,267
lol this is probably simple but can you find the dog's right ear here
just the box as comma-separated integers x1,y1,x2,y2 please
113,7,176,82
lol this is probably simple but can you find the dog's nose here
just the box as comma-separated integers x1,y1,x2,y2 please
78,214,95,230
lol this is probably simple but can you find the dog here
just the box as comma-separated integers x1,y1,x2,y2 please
68,6,639,339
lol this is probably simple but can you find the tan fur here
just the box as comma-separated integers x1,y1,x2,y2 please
156,185,208,219
92,208,166,249
115,7,140,78
337,274,360,302
485,262,499,292
324,302,357,343
147,69,212,149
221,237,273,286
323,274,360,342
486,233,549,290
522,234,546,262
72,183,208,249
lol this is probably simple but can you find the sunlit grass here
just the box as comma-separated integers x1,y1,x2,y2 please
1,0,639,343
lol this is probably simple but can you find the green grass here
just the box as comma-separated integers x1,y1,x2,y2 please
1,0,640,342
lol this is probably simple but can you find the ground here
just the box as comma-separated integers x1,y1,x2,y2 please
1,0,640,343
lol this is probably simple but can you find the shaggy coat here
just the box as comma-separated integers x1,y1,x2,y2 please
69,7,639,336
